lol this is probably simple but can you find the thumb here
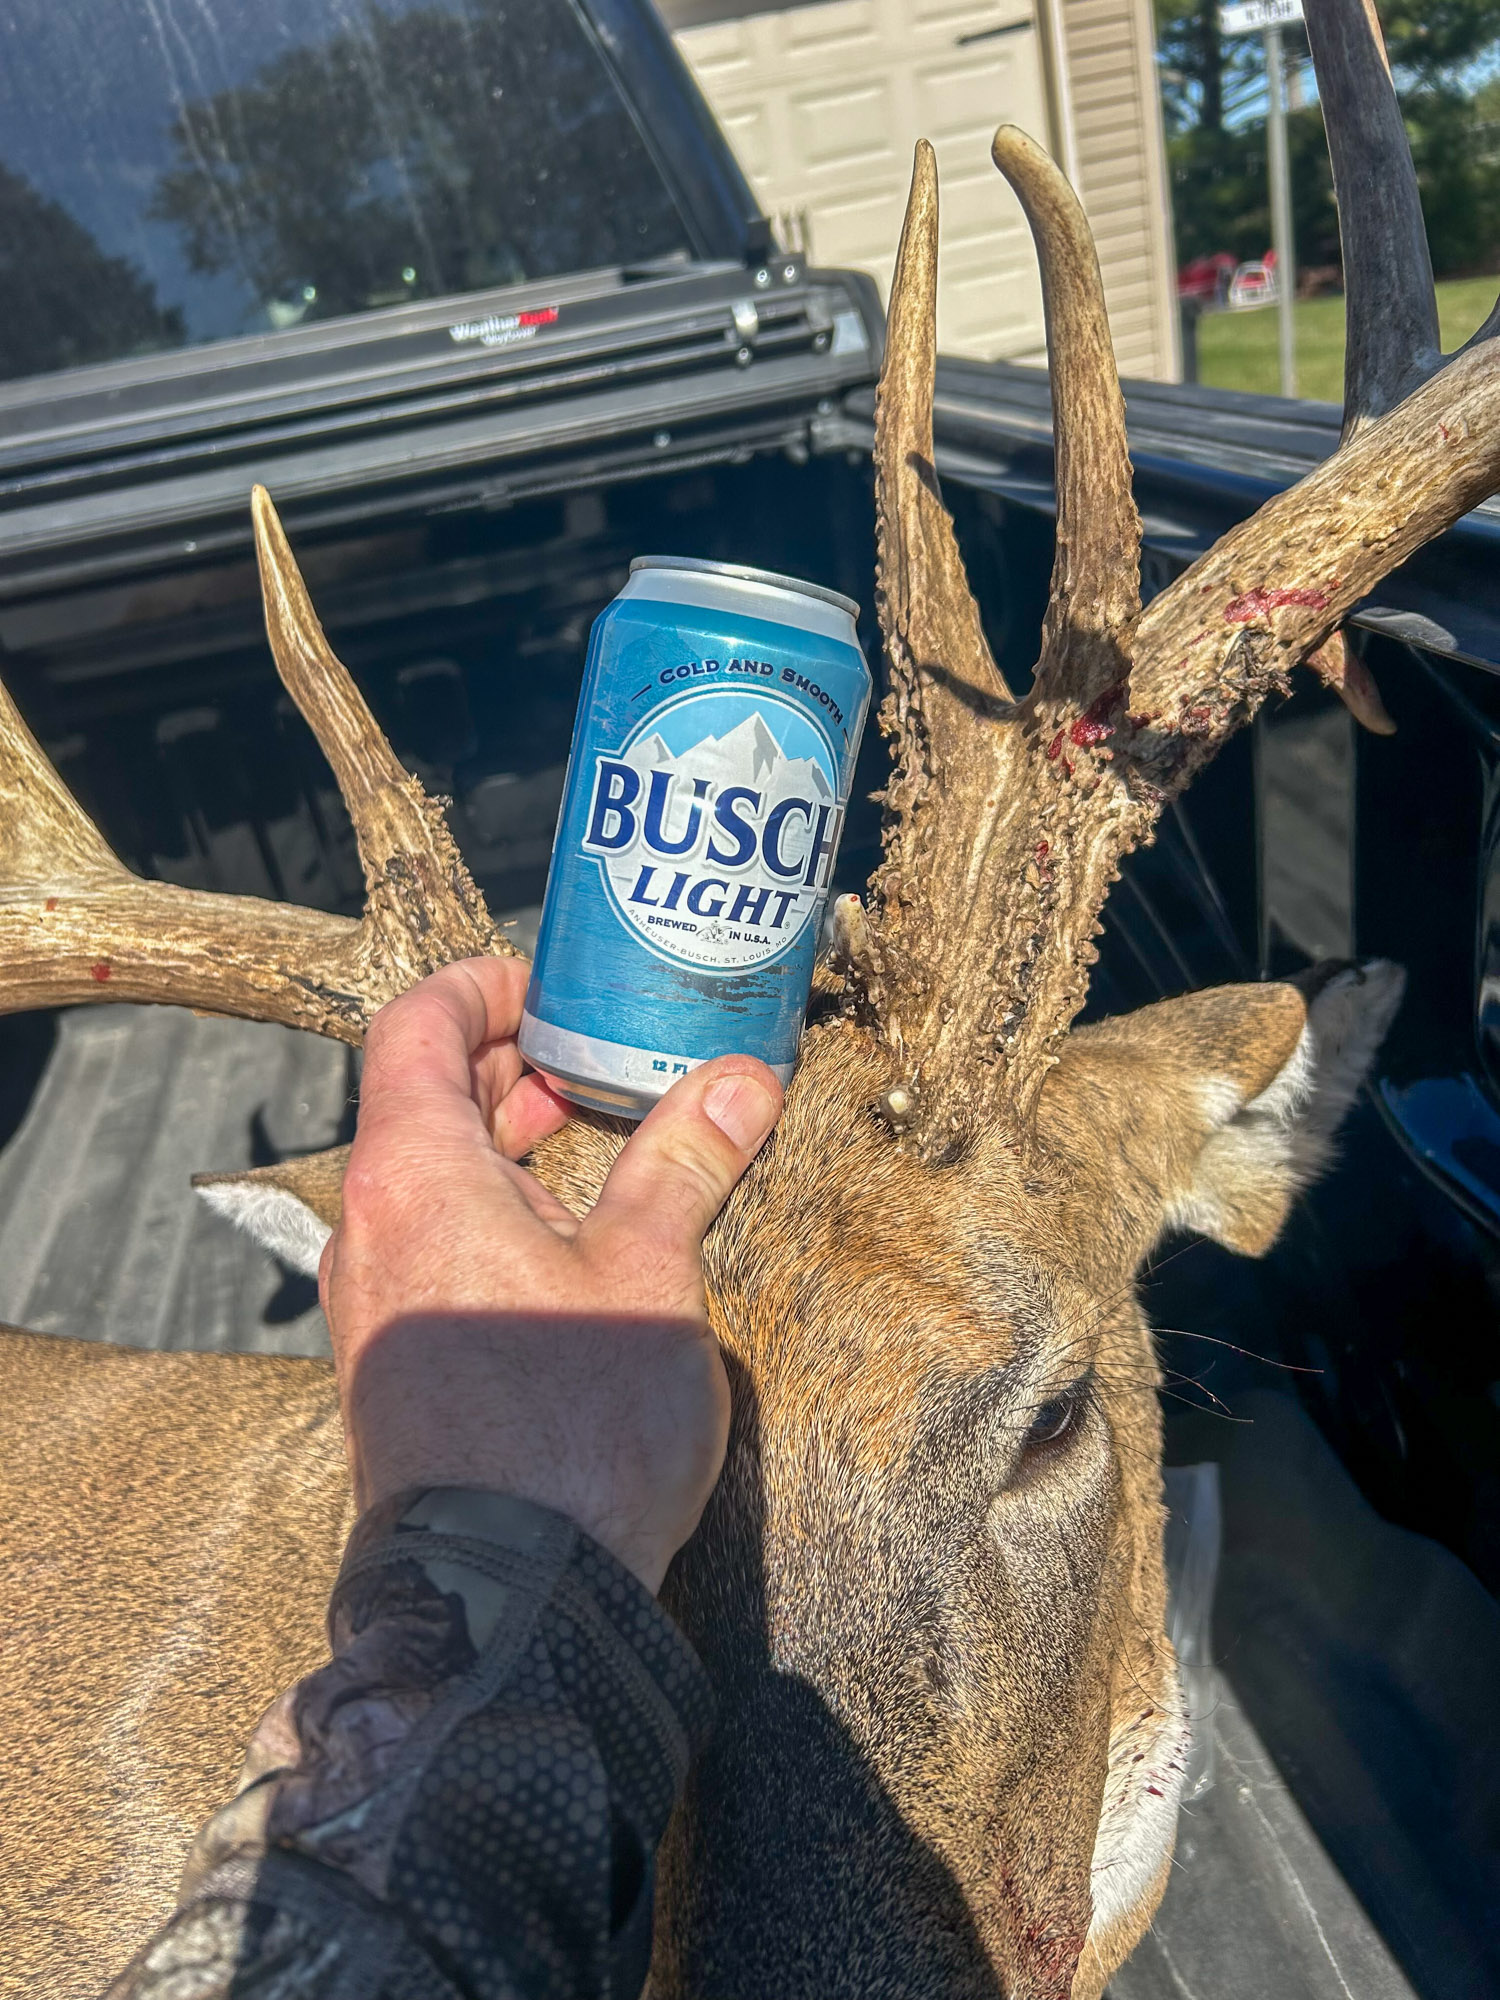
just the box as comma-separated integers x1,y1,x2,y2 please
582,1057,783,1277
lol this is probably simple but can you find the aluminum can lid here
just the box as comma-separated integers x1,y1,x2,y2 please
628,554,860,621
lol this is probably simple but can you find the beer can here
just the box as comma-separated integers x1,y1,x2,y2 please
519,555,870,1118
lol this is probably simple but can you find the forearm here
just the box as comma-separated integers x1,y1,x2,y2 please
105,1490,712,2000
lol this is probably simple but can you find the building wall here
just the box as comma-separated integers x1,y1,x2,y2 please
662,0,1178,380
1056,0,1179,379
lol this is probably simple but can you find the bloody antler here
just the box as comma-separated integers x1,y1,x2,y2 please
858,0,1500,1152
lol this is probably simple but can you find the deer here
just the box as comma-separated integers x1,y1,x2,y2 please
1,2,1495,1993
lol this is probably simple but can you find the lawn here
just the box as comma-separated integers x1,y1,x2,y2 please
1194,275,1496,401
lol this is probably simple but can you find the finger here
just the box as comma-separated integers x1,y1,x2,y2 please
582,1056,782,1272
464,1031,574,1159
362,958,532,1113
348,962,544,1239
491,1069,575,1160
469,1034,525,1126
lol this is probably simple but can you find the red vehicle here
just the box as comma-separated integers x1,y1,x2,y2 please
1177,251,1236,304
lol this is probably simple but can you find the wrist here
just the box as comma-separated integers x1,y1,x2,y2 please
338,1311,726,1595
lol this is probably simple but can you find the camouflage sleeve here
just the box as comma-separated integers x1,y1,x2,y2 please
103,1489,714,2000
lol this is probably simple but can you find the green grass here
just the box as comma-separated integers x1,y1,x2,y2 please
1194,275,1496,401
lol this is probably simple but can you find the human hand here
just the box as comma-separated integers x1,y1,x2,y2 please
319,957,782,1592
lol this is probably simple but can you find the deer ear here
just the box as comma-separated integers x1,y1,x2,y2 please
193,1145,348,1279
1044,962,1404,1257
1165,960,1404,1253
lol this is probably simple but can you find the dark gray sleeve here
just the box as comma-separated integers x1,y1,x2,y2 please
103,1490,714,2000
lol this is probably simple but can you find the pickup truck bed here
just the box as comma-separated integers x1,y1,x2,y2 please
5,1003,1489,2000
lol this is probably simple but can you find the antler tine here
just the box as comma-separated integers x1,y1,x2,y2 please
1127,346,1500,778
873,140,1013,721
860,141,1017,1109
0,489,509,1039
0,680,121,886
990,125,1140,696
1303,0,1441,436
251,488,501,967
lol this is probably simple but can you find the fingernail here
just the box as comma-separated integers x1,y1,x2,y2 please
702,1072,779,1153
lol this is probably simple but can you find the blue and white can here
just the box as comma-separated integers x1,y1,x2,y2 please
519,555,870,1117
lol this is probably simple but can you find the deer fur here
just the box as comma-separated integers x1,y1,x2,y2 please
0,1,1492,1991
0,962,1399,2000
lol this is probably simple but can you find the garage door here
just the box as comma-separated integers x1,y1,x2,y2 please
667,0,1052,362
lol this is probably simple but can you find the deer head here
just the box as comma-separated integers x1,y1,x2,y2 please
1,3,1495,1994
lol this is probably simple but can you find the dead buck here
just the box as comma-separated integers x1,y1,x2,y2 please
1,2,1495,1993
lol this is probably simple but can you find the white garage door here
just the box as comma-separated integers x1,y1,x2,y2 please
668,0,1053,361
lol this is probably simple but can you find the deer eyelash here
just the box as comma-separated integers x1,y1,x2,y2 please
1023,1374,1093,1451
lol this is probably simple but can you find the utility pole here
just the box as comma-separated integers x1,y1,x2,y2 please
1265,21,1297,396
1221,0,1303,398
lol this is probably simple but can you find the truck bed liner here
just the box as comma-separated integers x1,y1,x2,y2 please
0,1005,344,1355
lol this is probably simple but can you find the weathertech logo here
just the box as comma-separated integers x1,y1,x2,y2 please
448,306,559,348
582,711,842,972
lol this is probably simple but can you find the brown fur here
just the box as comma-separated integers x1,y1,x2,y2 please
0,1333,347,1992
0,984,1341,1999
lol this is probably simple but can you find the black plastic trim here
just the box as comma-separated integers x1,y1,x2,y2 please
579,0,763,261
842,362,1500,675
0,266,879,598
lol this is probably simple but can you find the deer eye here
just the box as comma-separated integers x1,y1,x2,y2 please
1024,1383,1085,1450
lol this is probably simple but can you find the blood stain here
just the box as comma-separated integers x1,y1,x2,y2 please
1223,585,1329,623
44,896,58,912
1069,683,1125,748
90,961,112,982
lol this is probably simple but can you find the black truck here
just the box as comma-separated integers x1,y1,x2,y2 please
0,2,1497,1995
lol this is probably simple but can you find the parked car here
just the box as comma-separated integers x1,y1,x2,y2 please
0,4,1496,1996
1229,252,1281,308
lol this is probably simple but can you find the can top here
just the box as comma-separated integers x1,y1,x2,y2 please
629,554,860,622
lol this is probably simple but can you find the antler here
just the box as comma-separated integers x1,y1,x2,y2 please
1307,0,1440,433
0,487,508,1040
857,0,1500,1154
859,131,1154,1154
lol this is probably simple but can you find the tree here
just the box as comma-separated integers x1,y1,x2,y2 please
1383,0,1500,275
1381,0,1500,78
1155,0,1260,133
148,3,687,327
1156,0,1500,279
1166,109,1338,270
0,165,183,383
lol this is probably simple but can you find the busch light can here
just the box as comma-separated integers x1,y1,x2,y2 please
519,556,870,1117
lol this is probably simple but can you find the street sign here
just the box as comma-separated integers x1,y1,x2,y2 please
1220,0,1303,32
